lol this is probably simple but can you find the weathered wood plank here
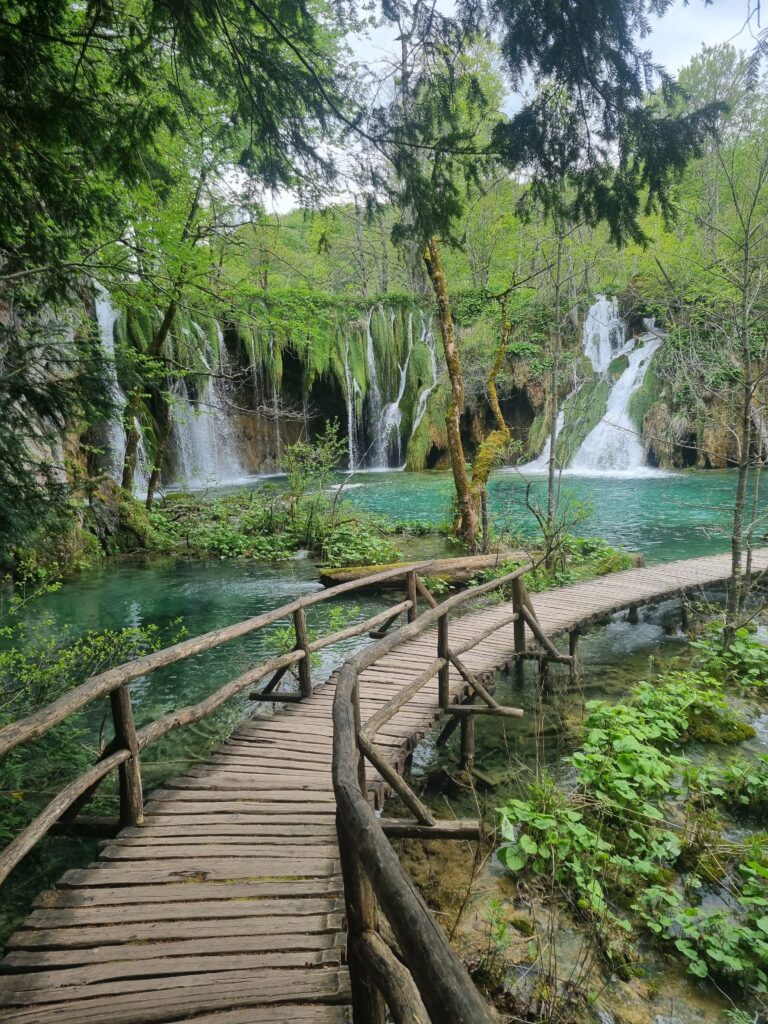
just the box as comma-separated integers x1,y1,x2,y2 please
2,932,344,969
0,969,352,1023
7,913,344,949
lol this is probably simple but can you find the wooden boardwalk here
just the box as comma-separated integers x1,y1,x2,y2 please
1,549,765,1023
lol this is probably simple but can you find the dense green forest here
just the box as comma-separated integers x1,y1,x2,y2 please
2,2,768,1022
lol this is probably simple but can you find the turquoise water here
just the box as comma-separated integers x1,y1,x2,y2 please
340,468,763,563
1,467,763,946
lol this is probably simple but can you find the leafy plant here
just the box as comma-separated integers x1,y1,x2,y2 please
691,624,768,689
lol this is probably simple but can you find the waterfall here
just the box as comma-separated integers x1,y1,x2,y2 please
517,296,664,476
94,288,149,491
170,326,246,488
365,307,383,447
570,335,662,473
268,329,281,460
582,295,628,372
519,410,565,473
411,315,438,435
377,312,414,468
343,338,361,471
94,290,127,481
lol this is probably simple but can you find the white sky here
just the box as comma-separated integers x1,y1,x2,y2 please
266,0,762,214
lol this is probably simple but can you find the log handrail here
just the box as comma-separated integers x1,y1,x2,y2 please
331,560,538,1023
0,560,437,759
0,560,443,886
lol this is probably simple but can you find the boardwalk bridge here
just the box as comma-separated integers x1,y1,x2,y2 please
1,550,765,1023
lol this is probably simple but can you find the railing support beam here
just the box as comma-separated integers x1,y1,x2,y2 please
406,570,418,623
293,607,313,699
110,685,143,827
437,614,450,708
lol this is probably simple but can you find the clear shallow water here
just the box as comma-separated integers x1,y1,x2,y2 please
339,467,765,564
403,603,768,1024
1,468,764,949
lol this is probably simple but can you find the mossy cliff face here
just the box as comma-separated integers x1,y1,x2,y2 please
110,291,443,475
626,340,752,470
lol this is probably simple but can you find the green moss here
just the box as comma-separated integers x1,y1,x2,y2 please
687,707,756,744
609,353,629,377
526,408,551,459
556,376,610,466
628,359,662,432
508,914,535,937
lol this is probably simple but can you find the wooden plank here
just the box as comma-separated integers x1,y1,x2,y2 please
55,863,342,885
97,844,340,861
35,878,342,907
7,913,344,949
142,800,338,816
0,949,344,996
0,969,351,1023
2,932,344,969
188,1007,350,1024
24,896,344,928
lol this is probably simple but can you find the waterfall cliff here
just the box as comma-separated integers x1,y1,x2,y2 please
95,291,440,491
520,296,663,476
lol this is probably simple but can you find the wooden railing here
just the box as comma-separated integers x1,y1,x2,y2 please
0,552,565,1023
332,562,566,1024
0,560,441,887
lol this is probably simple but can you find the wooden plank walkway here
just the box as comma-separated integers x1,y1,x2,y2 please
1,549,765,1023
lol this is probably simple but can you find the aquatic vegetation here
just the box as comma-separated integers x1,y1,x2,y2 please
691,624,768,690
497,659,768,997
471,536,635,596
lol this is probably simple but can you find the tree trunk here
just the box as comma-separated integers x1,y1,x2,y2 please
145,410,174,510
423,237,478,550
121,396,142,491
469,298,512,549
379,215,389,294
546,233,564,550
725,384,752,645
744,427,762,605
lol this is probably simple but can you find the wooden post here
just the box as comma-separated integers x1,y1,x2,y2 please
681,596,690,633
437,614,450,708
293,607,312,698
537,655,550,692
337,817,387,1024
109,685,143,827
352,674,367,798
339,665,385,1024
511,577,526,677
406,570,418,623
569,630,580,684
460,713,475,772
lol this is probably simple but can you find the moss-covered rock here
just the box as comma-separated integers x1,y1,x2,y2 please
556,376,610,465
687,706,756,744
87,479,167,554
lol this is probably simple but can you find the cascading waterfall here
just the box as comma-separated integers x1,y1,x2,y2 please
582,295,628,372
170,326,246,488
377,312,414,468
364,307,384,444
520,410,566,473
519,296,664,476
95,288,149,490
95,289,126,480
411,315,438,435
570,334,662,473
343,338,362,470
267,329,282,460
